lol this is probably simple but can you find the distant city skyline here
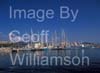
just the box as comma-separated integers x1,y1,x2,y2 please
0,0,100,43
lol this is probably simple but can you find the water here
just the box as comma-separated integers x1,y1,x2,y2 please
0,48,100,73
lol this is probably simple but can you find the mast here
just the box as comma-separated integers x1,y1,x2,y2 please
31,28,33,48
54,30,57,48
62,29,66,48
51,34,54,48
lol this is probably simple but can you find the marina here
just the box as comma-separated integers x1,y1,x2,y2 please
0,30,100,73
0,48,100,73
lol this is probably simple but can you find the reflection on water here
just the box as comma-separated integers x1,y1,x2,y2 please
0,48,100,73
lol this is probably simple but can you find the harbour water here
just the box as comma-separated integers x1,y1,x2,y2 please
0,48,100,73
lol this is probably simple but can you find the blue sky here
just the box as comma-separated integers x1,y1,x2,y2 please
0,0,100,42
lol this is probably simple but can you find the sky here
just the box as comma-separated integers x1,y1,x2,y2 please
0,0,100,43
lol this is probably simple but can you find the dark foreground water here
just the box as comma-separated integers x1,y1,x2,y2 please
0,48,100,73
